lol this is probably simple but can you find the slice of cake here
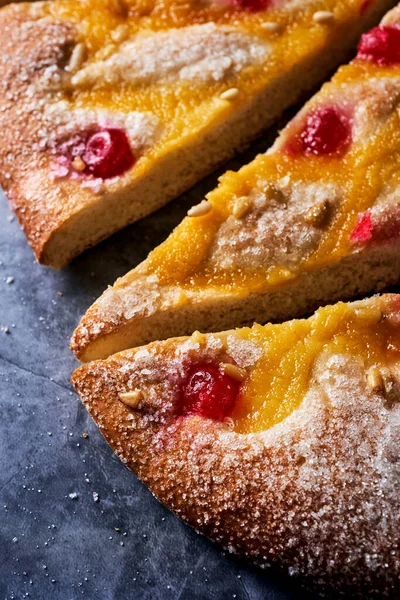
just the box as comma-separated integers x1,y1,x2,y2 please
72,3,400,362
0,0,393,267
72,294,400,598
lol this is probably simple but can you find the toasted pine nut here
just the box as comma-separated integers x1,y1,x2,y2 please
355,308,382,324
187,201,212,217
232,196,252,219
305,199,330,227
119,390,143,408
72,156,86,171
366,366,384,392
111,24,129,43
192,330,204,344
220,363,248,382
313,11,335,24
219,88,240,101
261,21,283,33
67,43,87,73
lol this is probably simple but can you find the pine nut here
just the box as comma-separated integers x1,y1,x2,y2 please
187,201,212,217
119,390,143,408
313,11,335,24
220,363,248,382
219,88,240,101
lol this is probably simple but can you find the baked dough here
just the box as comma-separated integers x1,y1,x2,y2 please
0,0,394,267
72,294,400,598
72,3,400,362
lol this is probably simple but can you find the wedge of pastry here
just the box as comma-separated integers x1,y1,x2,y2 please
72,3,400,361
72,294,400,598
0,0,394,267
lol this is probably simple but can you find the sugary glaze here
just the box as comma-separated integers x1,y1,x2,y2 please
94,293,400,434
41,0,381,140
232,294,400,432
146,4,400,293
72,294,400,597
71,3,400,361
0,0,394,266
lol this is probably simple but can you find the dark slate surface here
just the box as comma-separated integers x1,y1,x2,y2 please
0,114,322,600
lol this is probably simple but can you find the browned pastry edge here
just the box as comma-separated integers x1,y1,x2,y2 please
0,4,77,263
71,296,400,598
0,0,34,5
71,239,400,361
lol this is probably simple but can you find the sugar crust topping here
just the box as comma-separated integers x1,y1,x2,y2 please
42,103,162,185
1,0,388,269
209,180,339,270
71,23,270,89
72,296,400,596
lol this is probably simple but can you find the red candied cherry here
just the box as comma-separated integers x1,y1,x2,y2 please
376,213,400,241
232,0,269,11
81,128,135,179
286,106,351,157
360,0,372,15
357,26,400,66
389,295,400,318
180,363,242,420
350,210,374,243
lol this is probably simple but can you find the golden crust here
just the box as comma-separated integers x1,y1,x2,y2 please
71,238,400,361
70,1,400,360
0,4,77,262
72,295,400,598
0,0,35,5
0,0,396,267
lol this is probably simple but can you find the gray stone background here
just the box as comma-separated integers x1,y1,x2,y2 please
0,111,322,600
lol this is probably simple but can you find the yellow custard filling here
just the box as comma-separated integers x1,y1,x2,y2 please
231,297,400,433
146,56,400,294
40,0,370,175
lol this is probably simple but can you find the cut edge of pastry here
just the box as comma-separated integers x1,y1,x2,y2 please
71,237,400,361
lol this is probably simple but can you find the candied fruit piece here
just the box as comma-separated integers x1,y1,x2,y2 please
82,128,135,179
233,0,269,11
350,211,373,243
388,295,400,321
58,128,135,180
286,107,351,156
180,363,241,420
351,211,400,245
376,214,400,241
357,25,400,65
360,0,373,14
